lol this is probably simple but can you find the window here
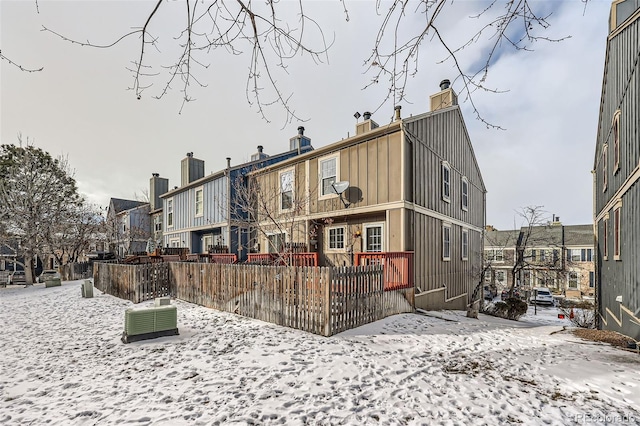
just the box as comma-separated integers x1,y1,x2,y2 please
364,224,384,252
461,177,469,211
614,207,621,259
169,238,180,248
280,170,294,210
486,249,504,262
568,272,579,289
530,249,537,262
328,227,345,250
602,144,608,191
461,229,469,260
442,224,451,260
589,271,595,288
539,250,546,262
319,156,338,197
167,199,174,228
570,249,582,262
613,110,620,173
495,271,505,283
202,235,213,253
154,216,162,232
442,162,451,202
603,218,608,259
267,233,286,253
195,188,204,217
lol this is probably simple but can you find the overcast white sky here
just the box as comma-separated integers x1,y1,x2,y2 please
1,1,610,230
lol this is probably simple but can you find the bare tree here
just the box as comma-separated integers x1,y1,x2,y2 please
233,166,317,265
38,0,574,125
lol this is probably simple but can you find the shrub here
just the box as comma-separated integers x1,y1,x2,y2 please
483,298,528,321
559,306,596,329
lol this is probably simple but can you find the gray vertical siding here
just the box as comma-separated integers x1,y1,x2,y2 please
595,12,640,340
404,107,486,300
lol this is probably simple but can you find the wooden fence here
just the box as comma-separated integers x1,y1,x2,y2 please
60,262,93,281
94,262,414,336
354,252,414,291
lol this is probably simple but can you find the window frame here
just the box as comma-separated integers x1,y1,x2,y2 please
568,271,579,289
326,226,346,251
166,198,174,228
614,206,621,260
441,161,451,203
442,223,451,261
461,177,469,211
602,144,608,192
318,154,339,199
363,222,385,252
279,169,295,212
613,110,621,173
194,187,204,217
461,228,469,260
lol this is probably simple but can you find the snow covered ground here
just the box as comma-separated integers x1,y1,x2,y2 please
1,280,639,425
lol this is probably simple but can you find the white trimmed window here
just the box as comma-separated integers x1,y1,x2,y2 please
442,224,451,261
461,177,469,211
280,170,294,211
364,223,384,252
166,199,174,228
319,155,338,197
602,144,608,192
267,233,286,253
614,206,621,260
195,187,204,217
613,110,620,173
461,228,469,260
327,226,346,250
442,162,451,202
486,249,503,262
169,238,180,248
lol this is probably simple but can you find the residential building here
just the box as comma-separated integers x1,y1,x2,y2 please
149,173,169,251
106,198,151,258
485,222,595,297
161,136,313,258
249,80,487,310
594,0,640,339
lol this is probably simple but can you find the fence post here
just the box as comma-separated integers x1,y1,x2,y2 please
323,267,331,336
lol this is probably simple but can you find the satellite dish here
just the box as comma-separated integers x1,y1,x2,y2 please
332,181,350,195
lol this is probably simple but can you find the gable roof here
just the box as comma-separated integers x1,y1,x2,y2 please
485,230,519,248
564,224,594,246
109,198,148,214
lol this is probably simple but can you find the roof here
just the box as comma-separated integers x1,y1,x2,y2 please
485,230,519,248
518,225,563,248
109,198,148,214
564,224,594,246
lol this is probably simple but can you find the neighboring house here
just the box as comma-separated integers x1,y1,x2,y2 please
249,80,487,310
161,135,313,258
594,0,640,339
484,229,519,290
485,222,595,296
106,198,151,258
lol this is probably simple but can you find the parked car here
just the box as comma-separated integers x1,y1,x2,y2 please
530,287,554,305
10,271,27,285
501,288,522,300
484,285,497,300
37,270,61,283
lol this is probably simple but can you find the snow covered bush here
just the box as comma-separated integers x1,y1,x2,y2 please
483,298,528,321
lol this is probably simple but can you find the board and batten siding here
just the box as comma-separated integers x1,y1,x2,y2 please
594,9,640,340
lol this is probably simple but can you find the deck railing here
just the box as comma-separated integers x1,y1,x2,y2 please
246,252,319,267
354,251,414,291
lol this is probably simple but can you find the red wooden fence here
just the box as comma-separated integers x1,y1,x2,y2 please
354,251,414,291
247,252,319,266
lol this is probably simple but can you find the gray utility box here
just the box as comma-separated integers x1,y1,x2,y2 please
81,280,94,298
154,296,171,307
45,278,62,288
121,305,178,344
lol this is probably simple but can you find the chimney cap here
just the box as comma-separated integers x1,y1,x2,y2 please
439,79,451,90
363,111,372,120
186,152,194,157
297,126,305,136
257,145,263,152
152,173,159,177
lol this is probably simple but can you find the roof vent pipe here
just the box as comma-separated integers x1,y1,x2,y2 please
394,105,402,121
226,157,231,168
298,126,305,136
363,111,372,120
439,79,451,90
